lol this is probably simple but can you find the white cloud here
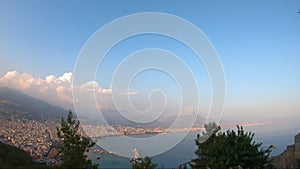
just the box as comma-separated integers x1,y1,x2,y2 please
46,75,56,84
0,71,184,120
0,70,115,110
58,72,72,83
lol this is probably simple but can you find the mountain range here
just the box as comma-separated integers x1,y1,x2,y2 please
0,87,68,121
0,87,205,127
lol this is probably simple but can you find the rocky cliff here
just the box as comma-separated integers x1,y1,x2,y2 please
271,133,300,169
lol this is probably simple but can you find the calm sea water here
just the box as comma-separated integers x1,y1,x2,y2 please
88,130,298,168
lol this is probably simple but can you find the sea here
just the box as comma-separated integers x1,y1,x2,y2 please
87,129,299,168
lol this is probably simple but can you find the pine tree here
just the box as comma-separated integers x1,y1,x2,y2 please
192,122,221,168
57,111,98,169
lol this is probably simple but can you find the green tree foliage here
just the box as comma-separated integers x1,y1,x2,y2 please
0,142,48,169
191,122,272,169
132,157,158,169
56,111,98,169
297,159,300,169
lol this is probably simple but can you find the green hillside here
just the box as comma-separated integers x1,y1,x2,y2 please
0,142,48,169
0,87,68,121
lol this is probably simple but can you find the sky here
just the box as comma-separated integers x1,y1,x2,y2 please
0,0,300,133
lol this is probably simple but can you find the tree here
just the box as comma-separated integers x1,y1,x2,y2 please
191,122,222,169
132,157,158,169
296,159,300,169
191,122,272,169
56,111,98,169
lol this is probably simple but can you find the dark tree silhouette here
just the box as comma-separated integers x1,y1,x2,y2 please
0,142,48,169
56,111,98,169
191,122,272,169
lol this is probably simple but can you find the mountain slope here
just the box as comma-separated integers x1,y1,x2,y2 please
0,87,68,121
0,142,49,169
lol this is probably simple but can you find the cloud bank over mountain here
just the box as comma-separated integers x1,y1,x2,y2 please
0,70,192,124
0,70,114,110
0,70,198,122
0,70,281,129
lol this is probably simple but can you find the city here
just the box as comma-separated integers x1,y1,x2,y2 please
0,111,204,166
0,1,299,168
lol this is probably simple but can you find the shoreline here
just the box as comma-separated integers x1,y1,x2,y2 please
90,127,204,140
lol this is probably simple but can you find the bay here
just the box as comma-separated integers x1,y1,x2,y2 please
88,130,297,168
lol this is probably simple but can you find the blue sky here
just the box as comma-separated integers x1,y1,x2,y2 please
0,1,300,131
